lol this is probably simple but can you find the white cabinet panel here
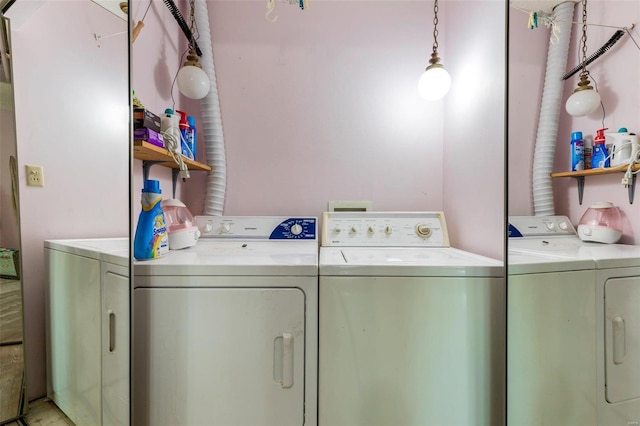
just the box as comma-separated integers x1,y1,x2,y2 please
134,287,305,426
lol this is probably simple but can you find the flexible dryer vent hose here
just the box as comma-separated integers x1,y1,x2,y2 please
532,1,575,216
195,0,227,216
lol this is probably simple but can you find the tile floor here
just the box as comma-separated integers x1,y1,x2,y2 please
3,398,74,426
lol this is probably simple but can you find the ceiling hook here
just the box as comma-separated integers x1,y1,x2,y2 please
265,0,277,23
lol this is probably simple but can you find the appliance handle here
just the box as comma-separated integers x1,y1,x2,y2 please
612,315,625,365
273,333,294,388
282,332,294,388
108,310,116,352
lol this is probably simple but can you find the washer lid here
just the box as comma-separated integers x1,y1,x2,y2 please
320,247,502,277
134,240,319,277
507,250,594,275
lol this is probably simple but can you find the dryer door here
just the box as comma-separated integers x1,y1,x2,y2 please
605,276,640,403
134,287,306,426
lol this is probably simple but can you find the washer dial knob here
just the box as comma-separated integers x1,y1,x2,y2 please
290,224,302,235
350,226,358,234
385,226,393,235
367,226,376,234
220,223,231,234
333,227,341,233
416,224,432,237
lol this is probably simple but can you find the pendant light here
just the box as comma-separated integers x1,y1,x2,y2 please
565,0,600,117
418,0,451,101
176,0,210,100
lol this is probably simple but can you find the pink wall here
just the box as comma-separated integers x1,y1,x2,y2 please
443,1,506,260
182,1,446,220
509,1,640,244
131,0,191,203
138,0,505,257
10,2,128,399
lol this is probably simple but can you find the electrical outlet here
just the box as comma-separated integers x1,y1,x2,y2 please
26,165,44,187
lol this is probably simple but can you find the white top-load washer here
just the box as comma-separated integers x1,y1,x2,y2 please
133,216,318,426
508,216,640,426
318,211,504,426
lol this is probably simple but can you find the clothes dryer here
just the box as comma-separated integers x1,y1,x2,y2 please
45,238,129,426
318,211,504,426
132,216,318,426
508,216,640,425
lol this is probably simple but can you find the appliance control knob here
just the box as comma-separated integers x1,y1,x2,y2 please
291,224,303,235
546,222,556,231
220,223,231,234
350,226,358,234
416,224,432,237
333,227,341,233
558,221,569,230
367,226,376,234
200,223,213,234
385,226,393,234
582,227,592,236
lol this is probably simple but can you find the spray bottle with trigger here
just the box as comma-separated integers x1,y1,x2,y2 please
591,128,610,169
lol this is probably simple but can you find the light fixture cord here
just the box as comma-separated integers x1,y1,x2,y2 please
428,0,442,66
580,0,588,74
432,0,439,56
189,0,197,50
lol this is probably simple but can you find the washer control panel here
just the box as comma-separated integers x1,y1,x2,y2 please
321,211,449,247
508,215,577,238
195,216,317,240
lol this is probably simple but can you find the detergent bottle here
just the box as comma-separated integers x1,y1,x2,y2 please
591,128,610,169
570,131,584,171
134,179,169,260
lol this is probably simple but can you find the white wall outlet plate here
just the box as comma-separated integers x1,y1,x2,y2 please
26,165,44,187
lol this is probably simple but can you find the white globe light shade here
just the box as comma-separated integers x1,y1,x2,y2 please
565,88,601,117
177,65,211,100
418,65,451,101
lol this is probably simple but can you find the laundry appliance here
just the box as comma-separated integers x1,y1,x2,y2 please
508,215,640,425
133,216,318,426
318,211,505,426
45,238,129,426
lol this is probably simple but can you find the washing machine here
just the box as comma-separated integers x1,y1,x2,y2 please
132,216,318,426
508,215,640,425
318,211,505,426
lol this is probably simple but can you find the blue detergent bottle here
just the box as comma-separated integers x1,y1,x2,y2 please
134,179,169,260
591,128,610,169
570,131,584,171
187,115,196,160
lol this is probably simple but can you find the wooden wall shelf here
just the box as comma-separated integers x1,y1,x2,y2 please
133,140,212,172
550,164,639,204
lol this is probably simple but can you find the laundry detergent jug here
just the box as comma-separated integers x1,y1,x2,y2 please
577,201,623,244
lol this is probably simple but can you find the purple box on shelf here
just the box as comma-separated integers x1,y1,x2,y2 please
134,128,164,148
